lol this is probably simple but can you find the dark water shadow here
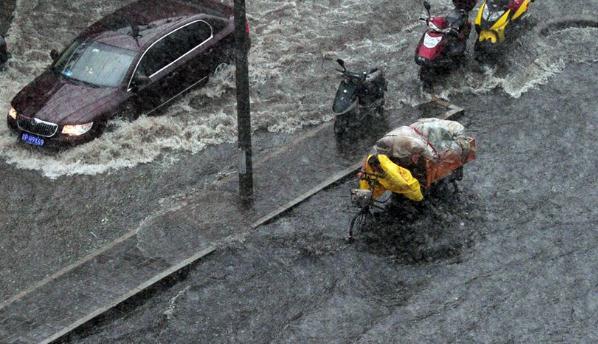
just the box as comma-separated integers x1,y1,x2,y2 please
334,113,390,159
351,185,485,265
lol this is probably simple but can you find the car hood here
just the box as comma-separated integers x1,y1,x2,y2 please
12,70,122,124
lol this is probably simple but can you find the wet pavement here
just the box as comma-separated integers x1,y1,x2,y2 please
0,94,423,343
68,62,598,343
0,0,596,342
0,1,596,301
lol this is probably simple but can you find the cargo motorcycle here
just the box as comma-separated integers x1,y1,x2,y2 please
348,120,477,240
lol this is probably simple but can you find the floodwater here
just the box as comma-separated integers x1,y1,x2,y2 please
0,0,597,341
0,0,595,177
74,60,598,342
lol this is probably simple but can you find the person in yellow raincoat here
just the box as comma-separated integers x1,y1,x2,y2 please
359,154,424,202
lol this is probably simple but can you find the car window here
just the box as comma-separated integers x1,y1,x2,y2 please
136,20,213,78
203,17,227,33
176,20,213,50
136,38,173,77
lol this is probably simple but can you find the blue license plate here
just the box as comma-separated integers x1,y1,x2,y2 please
21,132,45,146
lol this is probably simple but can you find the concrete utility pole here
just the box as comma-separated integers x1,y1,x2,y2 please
234,0,253,202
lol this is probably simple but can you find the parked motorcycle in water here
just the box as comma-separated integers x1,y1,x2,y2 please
415,1,471,86
474,0,534,57
332,59,387,136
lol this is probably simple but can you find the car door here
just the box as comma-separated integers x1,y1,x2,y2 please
129,20,214,115
129,37,180,115
169,20,214,90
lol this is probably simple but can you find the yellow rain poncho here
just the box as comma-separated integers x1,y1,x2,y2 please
360,154,424,202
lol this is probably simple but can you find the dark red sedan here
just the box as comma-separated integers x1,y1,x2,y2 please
7,0,247,147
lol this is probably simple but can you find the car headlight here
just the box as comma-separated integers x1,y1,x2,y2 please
8,107,17,119
61,122,93,136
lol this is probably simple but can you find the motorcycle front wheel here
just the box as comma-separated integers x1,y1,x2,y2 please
333,112,352,137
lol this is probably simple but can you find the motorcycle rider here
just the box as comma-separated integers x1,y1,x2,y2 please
446,0,478,56
453,0,478,12
487,0,532,10
360,154,424,202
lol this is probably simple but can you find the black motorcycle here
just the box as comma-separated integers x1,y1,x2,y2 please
332,59,387,136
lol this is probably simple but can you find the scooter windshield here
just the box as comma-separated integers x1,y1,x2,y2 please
483,1,508,22
333,80,358,114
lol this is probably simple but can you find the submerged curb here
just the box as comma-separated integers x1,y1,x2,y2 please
51,98,463,342
45,247,216,344
537,16,598,36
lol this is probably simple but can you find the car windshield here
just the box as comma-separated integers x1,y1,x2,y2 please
53,40,136,87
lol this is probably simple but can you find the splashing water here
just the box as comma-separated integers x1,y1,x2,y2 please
0,0,595,178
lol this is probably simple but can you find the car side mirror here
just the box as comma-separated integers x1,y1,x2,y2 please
50,49,60,61
336,59,346,71
130,74,151,92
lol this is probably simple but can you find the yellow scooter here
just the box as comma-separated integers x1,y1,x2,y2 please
474,0,534,56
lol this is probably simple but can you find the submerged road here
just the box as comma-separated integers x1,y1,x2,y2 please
68,62,598,342
0,0,596,342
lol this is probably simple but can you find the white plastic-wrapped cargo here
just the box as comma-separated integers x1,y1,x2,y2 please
373,118,471,161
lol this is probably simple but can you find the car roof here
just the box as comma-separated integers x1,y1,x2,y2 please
80,0,232,52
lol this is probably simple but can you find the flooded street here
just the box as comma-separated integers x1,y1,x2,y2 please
71,62,598,343
0,0,596,342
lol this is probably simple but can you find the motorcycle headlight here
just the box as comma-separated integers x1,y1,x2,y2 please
8,107,17,119
428,21,440,32
62,122,93,136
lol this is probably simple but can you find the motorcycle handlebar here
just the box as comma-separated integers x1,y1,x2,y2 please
338,68,379,81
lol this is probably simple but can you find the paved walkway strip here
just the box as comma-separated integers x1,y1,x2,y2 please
0,99,462,343
40,247,215,344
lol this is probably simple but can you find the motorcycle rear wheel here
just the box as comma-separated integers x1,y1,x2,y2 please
419,67,434,89
334,110,355,137
333,116,347,136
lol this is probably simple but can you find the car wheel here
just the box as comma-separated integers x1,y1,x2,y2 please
116,103,139,122
91,120,107,138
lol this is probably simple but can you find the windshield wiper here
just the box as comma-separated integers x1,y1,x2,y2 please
61,73,101,88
